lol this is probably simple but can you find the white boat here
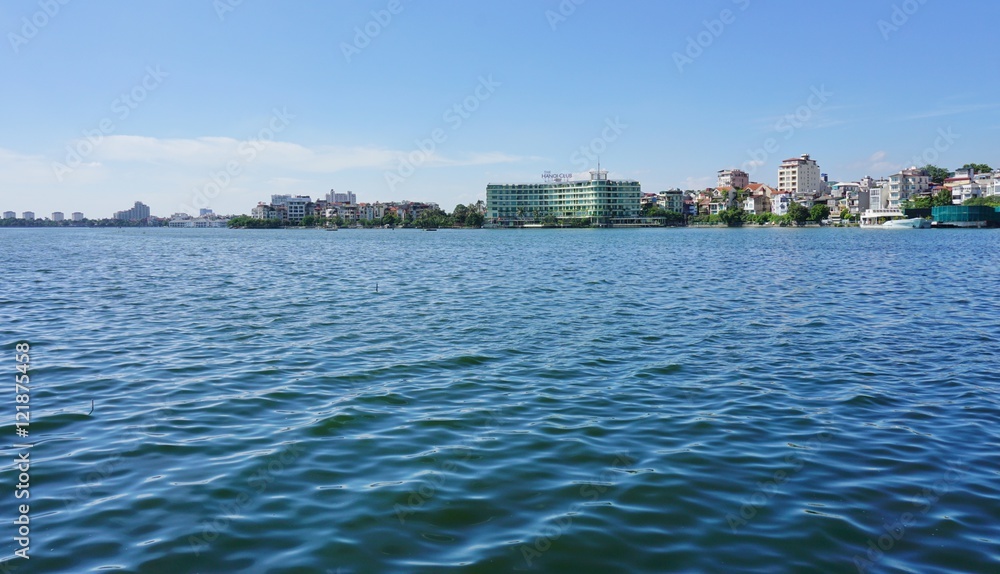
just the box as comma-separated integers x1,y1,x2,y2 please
882,217,930,229
860,209,929,228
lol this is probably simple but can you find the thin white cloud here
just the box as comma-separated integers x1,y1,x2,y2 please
845,150,900,176
745,104,855,133
677,175,712,190
0,148,61,185
88,135,526,173
0,137,527,216
899,103,1000,121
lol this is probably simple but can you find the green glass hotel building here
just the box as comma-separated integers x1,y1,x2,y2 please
486,170,641,227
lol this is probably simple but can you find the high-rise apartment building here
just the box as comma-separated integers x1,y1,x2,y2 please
777,154,822,194
326,190,357,205
113,201,151,221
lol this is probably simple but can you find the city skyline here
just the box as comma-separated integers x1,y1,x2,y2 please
2,1,999,216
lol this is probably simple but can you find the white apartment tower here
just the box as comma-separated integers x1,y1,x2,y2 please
326,190,357,205
778,154,822,195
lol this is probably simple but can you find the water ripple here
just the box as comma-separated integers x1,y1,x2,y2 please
1,227,998,573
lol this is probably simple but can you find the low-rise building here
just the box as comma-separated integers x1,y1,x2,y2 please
745,183,777,214
284,196,312,223
814,194,839,215
869,179,889,209
169,216,228,228
712,186,737,208
359,202,386,221
830,182,860,199
987,172,1000,197
770,194,792,216
657,189,685,213
793,192,817,209
846,189,870,215
641,193,658,209
326,204,359,222
886,167,930,208
743,194,769,215
251,203,277,220
948,170,996,204
694,192,713,215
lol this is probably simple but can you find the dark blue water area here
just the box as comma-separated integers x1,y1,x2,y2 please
1,227,998,573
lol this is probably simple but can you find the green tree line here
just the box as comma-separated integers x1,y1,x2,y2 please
691,202,830,227
0,218,167,228
228,203,487,229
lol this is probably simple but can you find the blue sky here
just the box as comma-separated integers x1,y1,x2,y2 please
2,0,999,217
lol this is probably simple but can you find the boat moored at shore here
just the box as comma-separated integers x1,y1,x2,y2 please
860,209,930,228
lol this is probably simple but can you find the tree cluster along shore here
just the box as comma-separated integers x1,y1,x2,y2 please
0,218,171,228
5,194,999,230
228,203,485,229
691,189,1000,228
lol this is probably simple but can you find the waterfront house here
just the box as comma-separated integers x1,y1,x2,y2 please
770,193,792,216
657,189,685,213
885,167,930,208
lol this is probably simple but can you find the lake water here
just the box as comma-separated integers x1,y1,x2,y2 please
2,227,999,573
